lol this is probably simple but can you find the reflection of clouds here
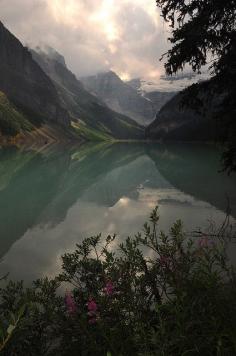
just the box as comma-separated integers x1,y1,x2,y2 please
117,197,130,206
1,184,228,282
139,188,212,208
0,199,150,282
81,154,170,207
1,149,234,282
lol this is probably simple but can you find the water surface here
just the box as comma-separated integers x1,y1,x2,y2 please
0,142,235,281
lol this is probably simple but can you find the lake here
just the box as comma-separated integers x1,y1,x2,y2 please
0,142,235,282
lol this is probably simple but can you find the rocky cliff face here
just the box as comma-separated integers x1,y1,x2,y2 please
144,91,176,114
81,71,156,126
0,22,69,126
32,49,144,139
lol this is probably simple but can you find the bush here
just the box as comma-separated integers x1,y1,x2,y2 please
1,208,236,355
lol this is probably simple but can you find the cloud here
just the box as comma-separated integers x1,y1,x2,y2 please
0,0,170,78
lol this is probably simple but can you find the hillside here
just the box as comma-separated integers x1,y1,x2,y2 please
31,48,144,140
146,85,220,141
0,22,69,127
0,91,32,137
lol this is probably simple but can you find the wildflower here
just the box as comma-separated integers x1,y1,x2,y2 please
87,299,98,325
87,299,98,313
104,281,114,296
159,255,171,267
198,236,215,249
88,317,97,325
65,291,77,315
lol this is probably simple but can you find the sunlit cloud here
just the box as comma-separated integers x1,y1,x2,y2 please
48,0,81,24
119,72,131,81
90,0,120,42
0,0,169,79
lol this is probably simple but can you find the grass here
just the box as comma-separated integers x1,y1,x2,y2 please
0,92,33,137
72,121,114,142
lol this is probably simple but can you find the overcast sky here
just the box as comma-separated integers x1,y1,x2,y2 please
0,0,170,79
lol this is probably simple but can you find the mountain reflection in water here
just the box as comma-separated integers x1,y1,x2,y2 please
0,142,235,281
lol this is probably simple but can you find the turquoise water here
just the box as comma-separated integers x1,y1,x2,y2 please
0,142,235,281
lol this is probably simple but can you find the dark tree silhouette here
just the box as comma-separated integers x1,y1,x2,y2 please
156,0,236,172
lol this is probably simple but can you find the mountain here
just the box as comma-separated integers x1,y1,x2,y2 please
31,48,144,140
126,77,176,115
143,91,176,114
80,71,156,126
146,86,220,141
0,22,142,142
0,22,69,128
126,78,143,93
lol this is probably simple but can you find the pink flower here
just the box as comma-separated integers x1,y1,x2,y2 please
65,291,77,315
87,299,98,325
88,317,97,325
198,236,215,249
87,299,98,313
104,281,114,296
159,256,171,267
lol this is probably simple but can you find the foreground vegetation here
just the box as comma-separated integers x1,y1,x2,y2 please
0,208,236,355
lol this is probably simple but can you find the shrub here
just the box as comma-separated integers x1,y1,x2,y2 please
0,208,236,355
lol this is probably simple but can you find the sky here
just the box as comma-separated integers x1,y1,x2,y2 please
0,0,170,80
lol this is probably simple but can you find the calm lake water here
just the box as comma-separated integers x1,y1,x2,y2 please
0,142,235,282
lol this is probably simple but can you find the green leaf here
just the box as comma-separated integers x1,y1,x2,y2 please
18,304,26,318
7,324,15,335
9,311,16,323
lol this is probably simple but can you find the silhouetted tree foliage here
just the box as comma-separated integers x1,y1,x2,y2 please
156,0,236,173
